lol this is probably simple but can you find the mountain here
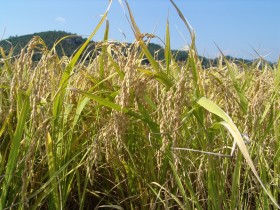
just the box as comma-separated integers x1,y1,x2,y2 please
0,31,271,67
0,31,92,60
0,31,186,62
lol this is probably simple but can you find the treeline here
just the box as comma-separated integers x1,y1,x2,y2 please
144,43,257,67
0,30,268,67
1,31,186,61
0,31,88,60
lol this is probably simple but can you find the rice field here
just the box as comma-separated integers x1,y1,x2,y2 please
0,1,279,209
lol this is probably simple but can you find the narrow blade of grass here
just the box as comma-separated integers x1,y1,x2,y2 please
99,205,124,210
124,0,141,40
230,150,242,210
0,47,13,77
123,0,172,88
169,161,203,210
215,44,248,112
169,0,195,42
0,92,30,209
68,88,161,137
46,132,60,210
107,46,125,79
52,0,112,119
165,18,171,75
151,182,188,210
197,97,280,209
99,19,110,81
69,88,124,112
260,61,280,124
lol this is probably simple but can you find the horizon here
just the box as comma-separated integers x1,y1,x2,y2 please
1,0,279,62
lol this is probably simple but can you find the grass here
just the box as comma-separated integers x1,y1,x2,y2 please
0,0,280,209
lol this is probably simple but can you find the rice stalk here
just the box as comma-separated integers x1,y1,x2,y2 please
197,96,280,209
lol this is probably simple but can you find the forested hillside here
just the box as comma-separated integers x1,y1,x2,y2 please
0,31,262,67
0,31,88,60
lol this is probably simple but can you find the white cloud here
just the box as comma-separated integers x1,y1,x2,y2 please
55,17,66,23
181,45,190,51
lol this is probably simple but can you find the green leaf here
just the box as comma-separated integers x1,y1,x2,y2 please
52,0,112,120
46,132,60,210
69,88,123,112
0,92,30,209
165,18,171,74
99,19,110,80
197,97,232,124
197,97,280,209
170,161,203,210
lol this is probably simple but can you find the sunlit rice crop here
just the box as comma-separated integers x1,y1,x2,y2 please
0,0,279,209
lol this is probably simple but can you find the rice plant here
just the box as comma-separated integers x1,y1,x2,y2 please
0,0,279,209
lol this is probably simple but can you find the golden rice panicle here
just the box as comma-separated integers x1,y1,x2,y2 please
112,42,142,150
20,38,60,209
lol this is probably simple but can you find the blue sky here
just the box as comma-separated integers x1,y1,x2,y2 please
1,0,279,62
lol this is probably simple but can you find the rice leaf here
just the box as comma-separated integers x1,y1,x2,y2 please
165,18,171,75
124,0,141,40
99,19,110,81
169,0,195,42
152,182,188,210
197,97,280,209
52,0,112,119
46,132,60,210
122,0,172,88
260,61,280,124
0,92,30,209
197,97,232,124
99,205,124,210
72,97,91,130
107,46,125,79
0,47,12,77
69,88,123,112
169,161,203,210
215,44,248,112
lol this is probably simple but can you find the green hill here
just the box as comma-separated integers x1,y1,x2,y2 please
0,31,184,61
0,30,269,67
0,31,91,60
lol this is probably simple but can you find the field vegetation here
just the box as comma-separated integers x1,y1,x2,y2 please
0,0,279,209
